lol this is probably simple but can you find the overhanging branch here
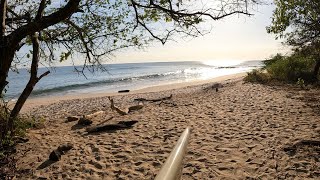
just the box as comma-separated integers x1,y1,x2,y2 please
9,0,81,46
64,19,92,63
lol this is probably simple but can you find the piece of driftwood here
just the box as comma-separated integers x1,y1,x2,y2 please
134,98,147,101
85,111,104,119
284,140,320,156
128,105,143,112
108,97,128,115
97,117,114,126
118,90,130,93
86,120,138,133
49,144,73,161
108,97,144,115
134,94,173,102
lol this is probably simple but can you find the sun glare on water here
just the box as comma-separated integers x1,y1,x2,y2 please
195,59,251,80
201,60,245,67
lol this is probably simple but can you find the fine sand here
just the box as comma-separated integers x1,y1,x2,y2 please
13,74,320,179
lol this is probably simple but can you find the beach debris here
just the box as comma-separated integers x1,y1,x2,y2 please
118,90,130,93
284,140,320,156
96,116,114,126
77,116,93,126
49,150,61,161
85,111,104,119
108,97,143,115
134,98,147,101
134,94,173,102
128,105,143,112
49,144,73,161
86,120,138,133
66,116,80,122
108,97,129,115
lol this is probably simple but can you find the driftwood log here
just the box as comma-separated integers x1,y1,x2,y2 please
108,97,128,115
85,111,104,118
86,120,138,133
128,105,143,112
108,97,143,115
118,90,130,93
49,144,73,161
134,94,173,102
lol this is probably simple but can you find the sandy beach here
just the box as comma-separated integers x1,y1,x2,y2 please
12,74,320,179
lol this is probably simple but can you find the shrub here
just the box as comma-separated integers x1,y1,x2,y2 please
0,105,45,159
263,53,284,67
296,78,306,89
244,69,270,83
266,54,315,82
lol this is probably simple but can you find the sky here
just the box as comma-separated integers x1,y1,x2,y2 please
109,2,290,64
16,1,291,67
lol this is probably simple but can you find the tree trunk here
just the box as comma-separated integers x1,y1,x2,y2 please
0,42,15,95
0,0,7,94
8,33,49,131
313,59,320,80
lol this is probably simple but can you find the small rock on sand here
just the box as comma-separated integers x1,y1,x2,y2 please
66,116,79,122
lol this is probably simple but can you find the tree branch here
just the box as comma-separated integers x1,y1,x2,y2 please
132,0,252,21
130,0,253,44
30,34,40,80
38,70,50,81
9,0,81,46
64,19,92,63
0,0,6,37
35,0,47,20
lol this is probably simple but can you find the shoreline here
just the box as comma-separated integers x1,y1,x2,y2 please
21,72,246,113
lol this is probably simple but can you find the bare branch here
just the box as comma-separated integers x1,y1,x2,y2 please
132,0,252,20
64,19,92,63
38,70,50,81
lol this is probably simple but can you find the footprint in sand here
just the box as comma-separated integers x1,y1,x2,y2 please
88,144,101,161
88,159,103,169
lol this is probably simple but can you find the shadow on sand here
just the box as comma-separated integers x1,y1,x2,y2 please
37,159,56,170
71,124,88,131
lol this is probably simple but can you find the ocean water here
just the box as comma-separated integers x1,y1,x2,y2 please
5,60,262,99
